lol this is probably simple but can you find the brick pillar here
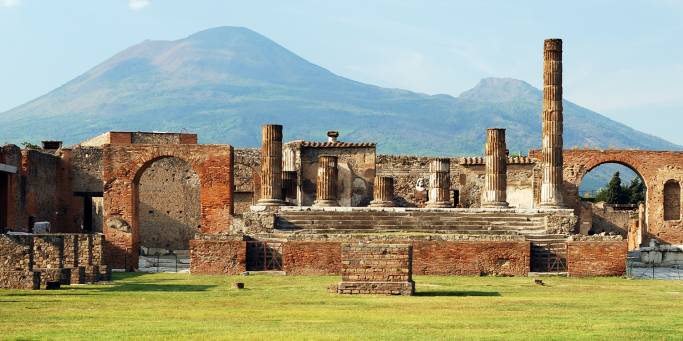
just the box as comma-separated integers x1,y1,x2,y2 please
257,124,285,206
313,155,339,207
426,158,451,208
540,39,565,208
369,176,395,207
482,128,509,208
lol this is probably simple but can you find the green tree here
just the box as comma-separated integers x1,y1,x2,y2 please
20,141,40,149
627,177,646,204
603,171,629,204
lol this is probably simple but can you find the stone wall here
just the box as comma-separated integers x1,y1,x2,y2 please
234,148,260,215
0,234,33,270
282,241,341,275
69,147,103,193
376,155,536,208
295,144,376,207
1,145,22,230
332,243,414,295
0,270,40,289
138,157,200,250
102,143,233,269
590,205,638,236
33,235,63,269
412,240,530,276
566,241,627,277
189,239,246,275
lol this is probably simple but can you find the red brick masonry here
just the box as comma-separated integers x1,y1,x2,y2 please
282,242,341,275
412,241,531,276
189,240,246,275
567,241,627,277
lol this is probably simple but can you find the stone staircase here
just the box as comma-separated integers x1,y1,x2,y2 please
275,209,550,237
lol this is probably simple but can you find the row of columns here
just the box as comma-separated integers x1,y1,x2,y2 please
258,39,563,208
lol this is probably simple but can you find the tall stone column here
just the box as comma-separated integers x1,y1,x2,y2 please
313,155,339,207
482,128,509,208
426,158,451,208
540,38,565,208
369,176,395,207
257,124,285,206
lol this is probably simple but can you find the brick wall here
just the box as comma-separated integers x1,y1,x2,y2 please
567,241,627,277
333,243,414,295
412,241,530,276
282,242,341,275
189,240,246,275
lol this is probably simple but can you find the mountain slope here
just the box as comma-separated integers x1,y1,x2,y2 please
0,26,678,155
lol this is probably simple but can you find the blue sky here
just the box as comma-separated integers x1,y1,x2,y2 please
1,0,682,144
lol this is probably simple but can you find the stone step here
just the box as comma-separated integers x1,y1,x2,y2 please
278,214,546,221
274,228,523,235
275,224,545,233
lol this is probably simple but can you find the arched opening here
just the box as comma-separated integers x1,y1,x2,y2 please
663,180,680,221
578,162,646,243
135,156,200,258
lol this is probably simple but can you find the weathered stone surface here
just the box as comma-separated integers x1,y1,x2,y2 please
0,270,40,290
427,159,451,208
0,234,33,270
189,240,246,275
258,124,285,206
566,241,627,277
332,243,414,295
482,128,508,208
369,176,395,207
282,242,341,275
540,38,565,208
412,240,530,276
313,155,339,207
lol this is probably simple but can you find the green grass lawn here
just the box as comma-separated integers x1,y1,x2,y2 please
1,273,682,340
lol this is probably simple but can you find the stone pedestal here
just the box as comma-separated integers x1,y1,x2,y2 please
482,128,509,207
331,243,414,295
426,158,451,208
313,155,339,207
369,176,395,207
257,124,285,206
540,39,565,208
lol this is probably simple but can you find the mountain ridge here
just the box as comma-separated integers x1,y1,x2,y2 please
0,26,679,155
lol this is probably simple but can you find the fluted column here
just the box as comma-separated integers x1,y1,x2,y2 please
313,155,339,207
426,158,451,208
257,124,285,206
482,128,509,208
540,39,565,208
369,176,395,207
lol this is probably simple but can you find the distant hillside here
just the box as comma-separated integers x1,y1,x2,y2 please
0,26,679,157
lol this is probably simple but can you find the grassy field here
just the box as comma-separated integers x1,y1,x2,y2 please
1,273,682,340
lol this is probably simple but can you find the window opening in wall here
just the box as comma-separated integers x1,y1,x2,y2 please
664,180,681,221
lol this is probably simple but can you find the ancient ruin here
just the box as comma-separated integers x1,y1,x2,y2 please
2,38,682,289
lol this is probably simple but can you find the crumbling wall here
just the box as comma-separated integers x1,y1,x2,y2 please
376,155,535,208
590,205,637,236
412,240,530,276
566,240,627,276
282,241,341,275
69,147,103,193
138,157,200,250
189,239,246,275
0,234,33,270
234,148,260,214
299,145,375,207
332,243,414,295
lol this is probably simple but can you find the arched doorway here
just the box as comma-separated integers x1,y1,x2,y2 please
578,162,646,249
135,157,200,256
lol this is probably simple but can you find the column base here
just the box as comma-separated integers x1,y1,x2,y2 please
481,202,509,208
256,199,286,206
426,201,451,208
368,200,395,208
313,199,339,207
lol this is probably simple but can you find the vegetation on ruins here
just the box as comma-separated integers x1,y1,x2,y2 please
0,273,681,340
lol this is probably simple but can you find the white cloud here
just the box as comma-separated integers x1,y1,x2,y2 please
128,0,150,10
1,0,21,8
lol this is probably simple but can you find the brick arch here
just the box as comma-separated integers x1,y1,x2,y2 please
102,144,233,269
559,150,683,244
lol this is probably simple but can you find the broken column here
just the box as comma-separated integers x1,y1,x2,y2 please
540,38,565,208
482,128,509,208
313,155,339,207
426,158,451,208
369,176,395,207
257,124,285,206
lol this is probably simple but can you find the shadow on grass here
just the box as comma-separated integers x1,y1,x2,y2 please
415,290,501,297
92,283,216,292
